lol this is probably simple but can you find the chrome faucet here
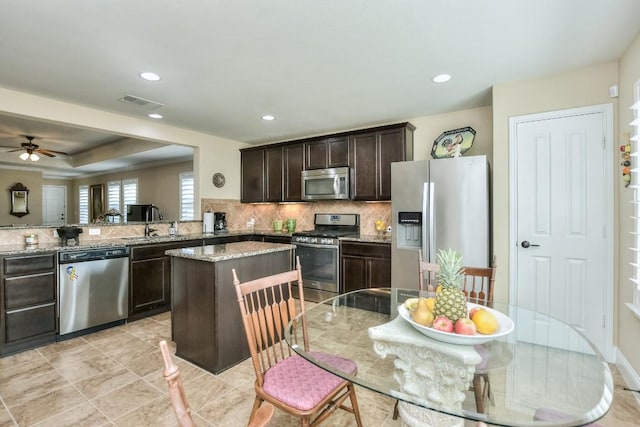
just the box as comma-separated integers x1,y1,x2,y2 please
145,204,163,222
144,223,157,237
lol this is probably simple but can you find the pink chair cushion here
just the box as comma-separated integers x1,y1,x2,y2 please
534,408,602,426
262,352,357,411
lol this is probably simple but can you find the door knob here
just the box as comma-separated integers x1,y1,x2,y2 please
521,240,540,248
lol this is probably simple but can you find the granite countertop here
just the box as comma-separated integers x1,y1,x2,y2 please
165,241,296,263
340,234,392,244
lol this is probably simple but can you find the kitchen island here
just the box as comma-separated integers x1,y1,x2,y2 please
166,241,295,374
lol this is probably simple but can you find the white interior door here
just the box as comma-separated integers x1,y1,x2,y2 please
42,185,66,225
509,105,613,361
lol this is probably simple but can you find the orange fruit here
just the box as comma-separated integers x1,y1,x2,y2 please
472,309,499,335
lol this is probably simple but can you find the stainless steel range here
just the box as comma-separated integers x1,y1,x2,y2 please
292,213,359,302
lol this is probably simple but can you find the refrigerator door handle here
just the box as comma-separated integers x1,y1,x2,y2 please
422,182,435,262
428,182,435,260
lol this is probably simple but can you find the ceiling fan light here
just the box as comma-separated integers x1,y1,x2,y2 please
19,152,29,160
30,153,40,161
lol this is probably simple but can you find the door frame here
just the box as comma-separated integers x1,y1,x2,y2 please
508,103,614,361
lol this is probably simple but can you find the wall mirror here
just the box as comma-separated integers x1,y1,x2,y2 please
89,184,104,222
9,183,29,217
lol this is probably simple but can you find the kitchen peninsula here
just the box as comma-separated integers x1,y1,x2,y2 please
166,241,295,374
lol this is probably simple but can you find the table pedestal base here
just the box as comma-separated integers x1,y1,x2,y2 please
368,316,482,427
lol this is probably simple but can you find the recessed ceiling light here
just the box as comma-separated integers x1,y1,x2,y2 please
432,74,452,83
139,72,161,81
261,115,275,121
148,113,163,119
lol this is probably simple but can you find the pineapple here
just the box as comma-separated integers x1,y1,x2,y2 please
433,249,468,323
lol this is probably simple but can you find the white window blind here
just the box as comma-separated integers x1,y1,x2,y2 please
107,181,121,212
79,185,89,224
180,172,194,220
123,178,138,215
629,81,640,315
107,179,138,223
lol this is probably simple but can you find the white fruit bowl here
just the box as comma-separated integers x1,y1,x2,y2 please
398,302,514,345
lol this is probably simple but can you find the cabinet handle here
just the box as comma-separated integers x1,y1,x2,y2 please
6,301,55,314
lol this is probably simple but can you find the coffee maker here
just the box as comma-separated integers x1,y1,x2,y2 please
214,212,228,234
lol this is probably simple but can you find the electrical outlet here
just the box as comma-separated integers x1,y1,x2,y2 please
386,225,392,233
89,228,100,236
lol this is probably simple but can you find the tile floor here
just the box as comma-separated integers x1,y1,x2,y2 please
0,312,637,426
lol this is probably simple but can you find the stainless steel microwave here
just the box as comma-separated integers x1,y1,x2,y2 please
301,167,350,200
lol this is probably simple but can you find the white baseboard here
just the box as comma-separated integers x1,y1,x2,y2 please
615,347,640,405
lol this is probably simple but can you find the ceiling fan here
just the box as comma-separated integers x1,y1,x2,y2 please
2,136,68,161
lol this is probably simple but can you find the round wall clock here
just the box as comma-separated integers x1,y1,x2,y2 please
212,172,226,188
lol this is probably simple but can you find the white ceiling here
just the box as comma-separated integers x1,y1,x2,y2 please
0,0,639,177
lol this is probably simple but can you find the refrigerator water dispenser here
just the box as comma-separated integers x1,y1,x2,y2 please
397,212,422,248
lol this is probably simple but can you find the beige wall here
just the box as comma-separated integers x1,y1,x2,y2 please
617,31,640,375
0,169,43,225
410,106,493,163
492,62,619,306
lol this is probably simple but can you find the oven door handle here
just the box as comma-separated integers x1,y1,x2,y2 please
295,242,339,250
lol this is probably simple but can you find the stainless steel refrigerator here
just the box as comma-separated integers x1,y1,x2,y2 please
391,155,490,295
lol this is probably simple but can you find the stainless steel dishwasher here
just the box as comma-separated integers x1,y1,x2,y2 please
58,246,130,336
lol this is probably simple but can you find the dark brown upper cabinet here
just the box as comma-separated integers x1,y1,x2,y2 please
350,123,415,201
305,136,349,170
240,122,414,203
283,143,305,202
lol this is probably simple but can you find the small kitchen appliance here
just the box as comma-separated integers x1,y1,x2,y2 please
214,212,228,234
292,213,359,302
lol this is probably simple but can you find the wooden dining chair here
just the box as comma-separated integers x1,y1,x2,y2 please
417,249,440,293
248,402,275,427
159,340,197,427
463,257,497,414
233,257,363,427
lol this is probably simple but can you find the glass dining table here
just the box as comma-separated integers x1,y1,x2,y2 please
284,288,613,427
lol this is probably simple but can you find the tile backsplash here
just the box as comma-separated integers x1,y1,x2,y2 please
201,199,392,235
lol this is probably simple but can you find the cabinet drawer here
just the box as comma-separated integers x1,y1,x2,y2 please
4,254,55,275
341,241,390,259
5,303,56,342
4,272,55,310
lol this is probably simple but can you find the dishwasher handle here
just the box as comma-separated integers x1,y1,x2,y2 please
59,247,129,263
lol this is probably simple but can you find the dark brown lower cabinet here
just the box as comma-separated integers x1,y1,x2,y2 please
129,239,202,320
341,241,391,293
0,253,57,356
170,248,293,374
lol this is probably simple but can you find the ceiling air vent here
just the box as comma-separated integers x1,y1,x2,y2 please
118,94,164,110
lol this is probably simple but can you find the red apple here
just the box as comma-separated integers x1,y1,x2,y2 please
454,317,477,335
432,316,454,333
469,307,484,320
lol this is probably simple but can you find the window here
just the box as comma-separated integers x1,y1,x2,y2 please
180,172,194,220
107,181,121,222
107,179,138,223
629,80,640,317
79,185,89,224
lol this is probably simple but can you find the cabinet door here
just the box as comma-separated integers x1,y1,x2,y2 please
327,136,349,167
264,146,283,202
349,132,378,200
367,258,391,288
305,140,327,170
130,257,170,316
377,128,406,200
284,143,304,201
341,256,367,293
241,149,265,202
